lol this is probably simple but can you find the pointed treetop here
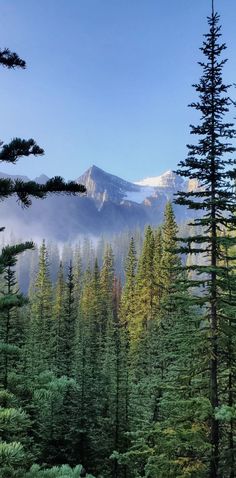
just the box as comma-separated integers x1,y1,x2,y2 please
212,0,215,16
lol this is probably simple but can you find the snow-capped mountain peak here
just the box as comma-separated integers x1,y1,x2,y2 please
134,170,184,189
76,166,190,208
0,165,199,240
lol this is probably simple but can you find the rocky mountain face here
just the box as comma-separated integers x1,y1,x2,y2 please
0,165,199,241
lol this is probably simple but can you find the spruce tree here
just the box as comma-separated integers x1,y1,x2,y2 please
76,264,103,472
63,261,76,377
160,202,181,302
153,227,163,309
0,244,34,478
100,245,115,334
128,225,157,432
175,3,236,476
119,237,137,339
0,249,30,389
73,245,83,313
52,262,66,376
118,238,137,478
28,241,53,376
132,226,156,349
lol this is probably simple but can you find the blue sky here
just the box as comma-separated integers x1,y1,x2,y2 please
0,0,235,182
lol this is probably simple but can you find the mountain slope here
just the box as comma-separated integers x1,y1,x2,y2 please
0,166,198,240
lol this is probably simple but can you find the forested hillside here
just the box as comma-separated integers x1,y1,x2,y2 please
1,198,236,477
0,204,212,477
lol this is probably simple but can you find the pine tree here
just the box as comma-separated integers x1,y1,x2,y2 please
175,3,236,475
120,237,137,335
52,262,66,376
25,463,95,477
0,43,86,477
47,242,60,284
28,241,53,376
161,202,181,302
63,261,76,377
153,227,163,309
118,238,138,478
0,244,34,478
76,264,103,472
100,245,115,334
0,254,29,390
0,389,31,478
73,245,83,312
126,228,157,456
129,225,157,415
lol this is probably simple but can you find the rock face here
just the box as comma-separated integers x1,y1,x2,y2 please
0,166,199,241
77,165,141,208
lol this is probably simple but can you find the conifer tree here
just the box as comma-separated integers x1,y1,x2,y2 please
153,227,163,309
52,262,66,376
0,389,31,478
120,237,137,335
132,226,156,348
100,245,115,333
25,463,95,477
73,245,83,312
161,202,181,301
47,243,60,284
0,244,34,477
76,264,103,472
0,253,29,389
118,238,137,477
0,43,85,477
175,3,236,475
28,241,53,375
63,261,76,377
128,225,157,428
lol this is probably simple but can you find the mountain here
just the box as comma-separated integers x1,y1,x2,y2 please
135,169,185,189
76,165,190,206
77,165,140,208
0,166,198,241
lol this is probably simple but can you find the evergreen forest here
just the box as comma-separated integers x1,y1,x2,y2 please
1,3,236,478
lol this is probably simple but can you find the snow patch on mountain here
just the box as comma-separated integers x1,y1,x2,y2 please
135,170,184,189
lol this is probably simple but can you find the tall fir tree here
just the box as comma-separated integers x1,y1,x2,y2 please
62,261,76,377
0,244,34,478
118,238,138,478
52,262,66,376
27,241,53,376
175,2,236,476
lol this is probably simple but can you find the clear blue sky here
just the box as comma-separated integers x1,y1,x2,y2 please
0,0,235,182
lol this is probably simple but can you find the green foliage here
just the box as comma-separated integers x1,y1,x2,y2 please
0,138,44,163
25,464,95,477
174,5,236,475
0,48,26,69
215,405,236,422
0,441,25,467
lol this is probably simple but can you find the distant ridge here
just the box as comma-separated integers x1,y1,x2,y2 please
0,166,198,240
